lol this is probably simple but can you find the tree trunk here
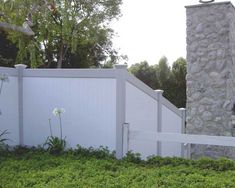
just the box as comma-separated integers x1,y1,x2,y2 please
57,43,64,68
57,43,69,68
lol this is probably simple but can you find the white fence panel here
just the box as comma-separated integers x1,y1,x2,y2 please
126,82,158,158
161,104,182,157
0,76,19,145
1,65,185,159
23,77,116,150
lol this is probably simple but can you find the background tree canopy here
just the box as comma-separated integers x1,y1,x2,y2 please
0,1,186,107
129,57,187,108
0,0,122,68
0,31,18,67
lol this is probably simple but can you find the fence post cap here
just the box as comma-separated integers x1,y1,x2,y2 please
113,64,127,69
155,89,164,94
14,64,27,69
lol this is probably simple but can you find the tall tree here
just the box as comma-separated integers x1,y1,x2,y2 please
155,56,172,100
0,0,122,68
171,57,187,108
129,61,159,89
129,57,187,108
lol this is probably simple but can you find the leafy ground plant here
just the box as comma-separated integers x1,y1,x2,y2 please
0,74,10,151
44,108,66,154
1,148,235,187
44,136,66,155
0,130,9,150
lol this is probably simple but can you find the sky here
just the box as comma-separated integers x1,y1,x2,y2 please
111,0,235,66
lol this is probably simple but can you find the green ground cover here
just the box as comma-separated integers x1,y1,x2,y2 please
1,147,235,188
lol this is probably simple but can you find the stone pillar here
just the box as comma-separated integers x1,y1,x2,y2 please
186,2,235,158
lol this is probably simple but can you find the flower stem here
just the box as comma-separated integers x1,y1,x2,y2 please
0,80,3,95
48,119,53,137
59,114,62,140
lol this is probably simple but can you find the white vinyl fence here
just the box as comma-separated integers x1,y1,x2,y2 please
125,74,184,159
0,67,19,145
123,127,235,159
0,64,184,159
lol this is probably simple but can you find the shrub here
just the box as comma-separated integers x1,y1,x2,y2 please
195,157,235,171
123,151,142,164
2,151,235,187
73,145,115,159
44,136,66,155
146,156,192,167
0,130,9,150
44,107,66,155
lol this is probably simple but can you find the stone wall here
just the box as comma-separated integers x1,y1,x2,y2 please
186,2,235,158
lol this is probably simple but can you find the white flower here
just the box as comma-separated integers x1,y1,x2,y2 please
0,73,9,82
52,108,65,116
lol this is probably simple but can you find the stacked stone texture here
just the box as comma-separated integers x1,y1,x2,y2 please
186,2,235,158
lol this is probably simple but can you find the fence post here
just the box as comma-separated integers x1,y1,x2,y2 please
179,108,186,158
114,64,127,159
187,144,191,159
15,64,27,146
155,89,164,156
123,123,130,156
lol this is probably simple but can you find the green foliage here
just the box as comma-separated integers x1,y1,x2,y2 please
146,156,192,167
0,130,9,143
44,108,66,155
129,61,159,89
123,151,142,164
0,55,15,67
0,31,18,67
155,56,173,104
0,130,9,150
129,56,187,108
1,149,235,187
13,145,33,154
0,0,122,68
146,156,235,171
171,57,187,107
69,145,115,159
44,136,66,155
194,157,235,171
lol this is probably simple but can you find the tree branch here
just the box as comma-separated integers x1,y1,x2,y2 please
0,22,35,36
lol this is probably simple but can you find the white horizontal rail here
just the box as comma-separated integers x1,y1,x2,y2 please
24,69,117,78
129,130,235,147
0,67,18,76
